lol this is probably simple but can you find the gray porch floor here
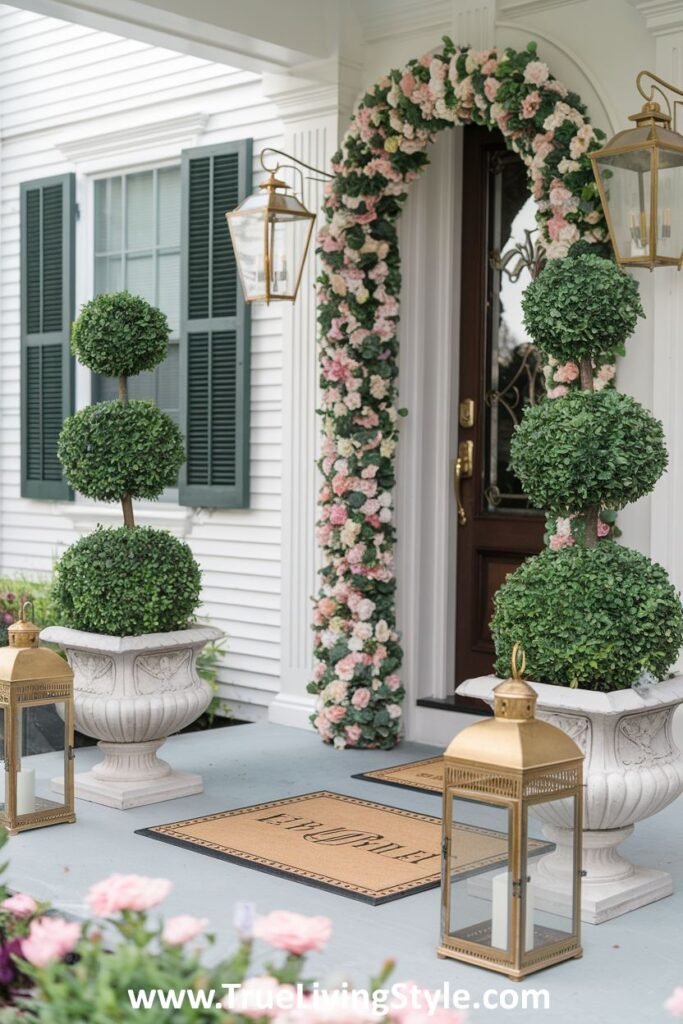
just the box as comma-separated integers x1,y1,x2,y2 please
9,721,682,1023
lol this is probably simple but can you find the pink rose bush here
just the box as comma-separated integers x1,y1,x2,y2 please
313,37,608,748
0,850,462,1024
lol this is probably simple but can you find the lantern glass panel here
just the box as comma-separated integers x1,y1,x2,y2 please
655,148,683,261
447,797,513,953
0,705,5,814
524,795,579,953
267,212,313,301
228,210,267,302
13,704,70,817
594,152,652,262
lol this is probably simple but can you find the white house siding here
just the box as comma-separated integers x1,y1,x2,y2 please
0,4,284,719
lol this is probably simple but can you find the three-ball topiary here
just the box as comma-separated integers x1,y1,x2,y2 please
491,543,683,691
510,388,667,515
55,292,202,637
494,254,683,690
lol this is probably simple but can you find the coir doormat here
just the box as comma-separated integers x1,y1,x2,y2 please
136,790,536,905
354,756,445,795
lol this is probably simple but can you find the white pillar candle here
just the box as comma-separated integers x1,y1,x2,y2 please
491,871,535,950
16,768,35,815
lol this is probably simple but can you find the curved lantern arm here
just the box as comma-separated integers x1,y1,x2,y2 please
259,147,333,202
636,69,683,129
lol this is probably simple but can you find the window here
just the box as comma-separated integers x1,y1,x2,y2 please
93,167,181,423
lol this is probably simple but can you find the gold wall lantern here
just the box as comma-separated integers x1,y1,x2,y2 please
590,71,683,269
0,605,75,835
227,148,326,304
439,645,584,980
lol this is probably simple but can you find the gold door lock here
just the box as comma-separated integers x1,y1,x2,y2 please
454,440,474,526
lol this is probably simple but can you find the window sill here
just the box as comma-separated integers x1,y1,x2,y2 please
67,502,194,538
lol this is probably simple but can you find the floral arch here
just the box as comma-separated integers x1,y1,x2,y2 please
310,38,608,750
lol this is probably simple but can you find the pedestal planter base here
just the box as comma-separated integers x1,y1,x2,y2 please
42,625,222,809
51,739,204,809
531,825,672,924
458,674,683,923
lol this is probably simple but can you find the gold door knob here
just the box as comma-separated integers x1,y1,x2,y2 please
454,441,474,527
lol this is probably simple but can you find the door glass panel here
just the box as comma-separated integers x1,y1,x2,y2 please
484,154,545,513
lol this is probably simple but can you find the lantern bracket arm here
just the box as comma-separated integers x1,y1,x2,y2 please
259,147,333,201
636,70,683,129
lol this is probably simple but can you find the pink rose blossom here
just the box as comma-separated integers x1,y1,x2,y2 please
598,519,610,538
317,597,336,619
87,874,172,916
481,58,498,75
357,598,375,621
387,704,402,720
352,688,371,709
400,71,416,97
549,532,575,551
253,911,332,956
1,893,37,918
330,505,348,526
345,724,363,746
553,361,579,384
666,988,683,1016
483,77,500,102
162,915,209,946
524,60,550,86
324,704,347,724
521,90,541,119
21,917,81,968
547,385,568,400
386,674,401,691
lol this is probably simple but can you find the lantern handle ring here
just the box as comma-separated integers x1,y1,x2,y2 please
635,70,683,129
511,643,526,681
259,147,333,202
19,599,34,624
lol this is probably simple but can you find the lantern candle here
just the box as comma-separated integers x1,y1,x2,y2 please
16,767,35,815
491,871,536,950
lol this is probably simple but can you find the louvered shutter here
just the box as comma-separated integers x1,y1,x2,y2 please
179,140,252,508
20,174,75,500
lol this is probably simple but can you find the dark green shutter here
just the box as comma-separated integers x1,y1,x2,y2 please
20,174,75,500
179,140,252,508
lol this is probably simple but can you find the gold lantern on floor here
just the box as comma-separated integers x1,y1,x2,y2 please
439,646,584,980
0,605,75,835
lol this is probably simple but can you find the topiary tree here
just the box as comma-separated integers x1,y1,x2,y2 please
491,255,683,690
54,292,202,637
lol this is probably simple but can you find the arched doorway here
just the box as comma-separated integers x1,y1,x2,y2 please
312,39,608,749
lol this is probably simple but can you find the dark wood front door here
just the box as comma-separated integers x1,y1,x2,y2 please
454,125,545,706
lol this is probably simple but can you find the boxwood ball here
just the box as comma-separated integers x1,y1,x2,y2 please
510,388,667,515
491,542,683,691
522,253,644,365
58,400,185,502
71,291,170,378
53,527,202,636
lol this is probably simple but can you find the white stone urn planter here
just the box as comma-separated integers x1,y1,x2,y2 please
458,674,683,924
41,624,222,810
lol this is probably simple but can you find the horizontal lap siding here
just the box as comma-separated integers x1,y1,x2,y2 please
0,4,283,717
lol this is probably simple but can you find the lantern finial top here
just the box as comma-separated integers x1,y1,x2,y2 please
493,643,538,721
7,601,39,649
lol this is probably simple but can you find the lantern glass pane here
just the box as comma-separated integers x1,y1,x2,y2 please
14,704,69,816
524,795,579,952
228,210,268,301
594,153,652,261
267,212,313,300
656,149,683,261
447,797,512,952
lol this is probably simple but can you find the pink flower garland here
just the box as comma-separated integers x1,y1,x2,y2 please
311,38,608,749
